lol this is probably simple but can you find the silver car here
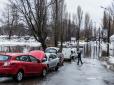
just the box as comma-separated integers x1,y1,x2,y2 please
45,47,64,66
43,53,60,71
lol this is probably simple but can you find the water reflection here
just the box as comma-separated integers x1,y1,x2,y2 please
84,42,102,59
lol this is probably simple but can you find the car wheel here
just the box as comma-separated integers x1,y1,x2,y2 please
69,58,72,62
42,69,47,77
62,62,64,66
47,64,50,72
14,71,23,82
55,65,59,71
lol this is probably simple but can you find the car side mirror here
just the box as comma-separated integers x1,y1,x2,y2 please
37,59,41,63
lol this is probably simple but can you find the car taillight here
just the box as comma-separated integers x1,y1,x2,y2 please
3,62,11,67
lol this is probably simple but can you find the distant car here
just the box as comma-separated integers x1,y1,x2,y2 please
62,47,77,61
44,53,60,71
45,47,64,66
0,52,47,82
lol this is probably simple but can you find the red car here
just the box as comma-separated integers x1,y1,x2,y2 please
0,52,47,82
30,50,45,60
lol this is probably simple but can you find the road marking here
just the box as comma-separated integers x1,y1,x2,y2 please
86,77,100,80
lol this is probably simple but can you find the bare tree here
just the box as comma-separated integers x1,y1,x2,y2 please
51,0,58,47
0,4,20,39
102,10,112,56
76,6,83,51
59,0,66,51
84,13,93,41
9,0,50,50
51,0,65,47
84,13,90,41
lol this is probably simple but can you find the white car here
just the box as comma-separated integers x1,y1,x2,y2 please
62,47,77,61
43,53,60,71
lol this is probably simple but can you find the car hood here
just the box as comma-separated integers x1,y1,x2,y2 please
29,50,45,60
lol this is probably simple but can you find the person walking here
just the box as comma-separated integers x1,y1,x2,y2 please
77,50,83,65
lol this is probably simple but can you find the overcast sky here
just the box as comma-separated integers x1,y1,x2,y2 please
0,0,113,27
65,0,113,27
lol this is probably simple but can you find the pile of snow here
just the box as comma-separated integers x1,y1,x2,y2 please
0,35,41,47
110,35,114,41
79,41,87,46
0,40,41,47
101,42,107,51
58,41,87,47
3,42,40,47
109,56,114,64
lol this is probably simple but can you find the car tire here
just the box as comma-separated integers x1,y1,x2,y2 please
55,64,59,71
47,64,50,72
14,71,23,82
69,58,72,62
42,69,47,77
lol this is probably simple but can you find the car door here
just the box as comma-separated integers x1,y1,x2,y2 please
29,55,43,74
52,54,58,67
16,55,32,75
48,54,55,68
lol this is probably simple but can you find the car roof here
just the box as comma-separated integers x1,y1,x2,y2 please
29,50,45,60
0,53,29,58
45,53,50,58
0,53,27,56
0,51,46,60
46,47,59,51
45,53,56,57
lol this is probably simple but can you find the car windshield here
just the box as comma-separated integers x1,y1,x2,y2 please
0,55,10,61
45,48,57,53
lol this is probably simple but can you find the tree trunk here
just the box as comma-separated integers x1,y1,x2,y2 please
40,40,47,51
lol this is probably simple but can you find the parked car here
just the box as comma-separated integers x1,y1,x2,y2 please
30,50,60,71
45,47,64,66
44,53,60,71
62,47,77,61
0,52,47,82
30,50,45,60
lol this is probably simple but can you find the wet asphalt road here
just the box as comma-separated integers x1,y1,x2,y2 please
0,58,114,85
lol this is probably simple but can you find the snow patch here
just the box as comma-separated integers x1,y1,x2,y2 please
109,56,114,64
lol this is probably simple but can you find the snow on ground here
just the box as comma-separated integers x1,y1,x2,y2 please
101,42,107,51
0,36,41,47
109,56,114,64
58,41,87,47
0,36,41,53
0,40,41,47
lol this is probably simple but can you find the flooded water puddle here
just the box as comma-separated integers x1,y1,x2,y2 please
83,42,102,58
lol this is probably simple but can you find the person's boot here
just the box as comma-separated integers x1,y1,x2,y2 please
77,61,79,65
81,61,83,64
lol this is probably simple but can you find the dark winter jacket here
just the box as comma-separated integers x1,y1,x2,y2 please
78,52,81,58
